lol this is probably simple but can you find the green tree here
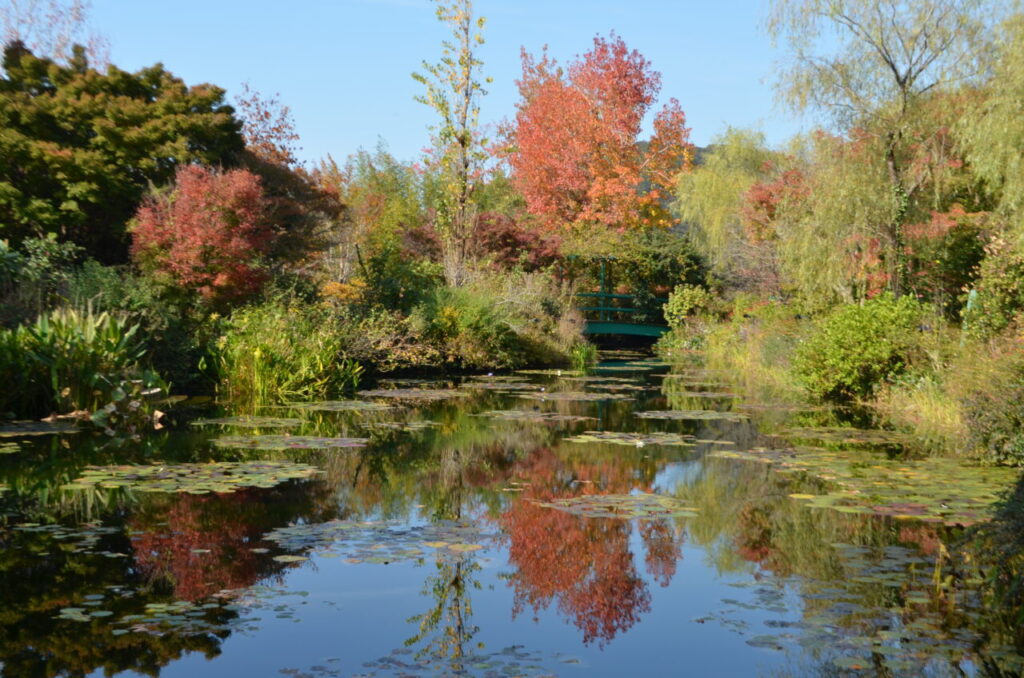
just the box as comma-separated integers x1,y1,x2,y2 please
412,0,490,286
0,42,243,261
768,0,1000,295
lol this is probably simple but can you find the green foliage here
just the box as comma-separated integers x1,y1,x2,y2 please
569,342,598,371
217,299,363,405
663,284,711,330
0,42,244,261
89,378,164,444
0,234,84,326
409,286,522,369
794,294,926,401
958,15,1024,239
0,306,150,416
412,0,490,285
962,238,1024,341
961,343,1024,465
360,244,444,313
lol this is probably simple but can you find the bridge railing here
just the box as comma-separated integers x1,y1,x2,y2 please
574,292,668,323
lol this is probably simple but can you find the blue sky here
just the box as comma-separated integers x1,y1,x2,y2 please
91,0,806,165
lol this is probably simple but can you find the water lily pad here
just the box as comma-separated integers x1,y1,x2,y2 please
287,400,395,412
459,381,546,391
212,435,368,450
565,431,697,447
263,519,491,564
472,410,595,423
62,461,322,494
711,446,1017,525
635,410,748,422
561,375,643,384
591,364,654,373
663,391,739,399
783,427,913,447
535,492,699,519
0,420,80,437
517,391,633,402
0,441,20,454
362,421,440,432
191,416,304,428
357,388,470,402
514,368,586,377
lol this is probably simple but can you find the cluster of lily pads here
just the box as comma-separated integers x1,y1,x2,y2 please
362,421,440,433
213,435,368,450
635,410,749,422
517,391,633,402
0,441,19,454
712,446,1016,525
782,426,913,448
358,389,470,402
564,431,698,447
287,400,395,412
192,416,304,428
0,420,80,437
61,461,323,495
533,492,699,519
12,522,126,556
262,518,492,564
472,410,594,423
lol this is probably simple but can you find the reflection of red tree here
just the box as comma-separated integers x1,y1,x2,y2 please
129,491,271,601
498,447,683,645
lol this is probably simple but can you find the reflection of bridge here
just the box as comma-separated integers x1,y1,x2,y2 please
575,258,669,338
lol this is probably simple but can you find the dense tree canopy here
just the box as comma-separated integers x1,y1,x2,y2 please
0,42,243,261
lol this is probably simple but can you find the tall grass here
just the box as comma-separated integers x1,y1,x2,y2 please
217,300,364,405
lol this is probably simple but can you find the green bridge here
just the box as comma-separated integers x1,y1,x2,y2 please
574,258,669,338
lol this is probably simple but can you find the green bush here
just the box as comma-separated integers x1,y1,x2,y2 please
217,299,363,405
663,284,712,330
794,293,926,401
961,341,1024,465
0,306,151,416
570,342,598,371
409,287,523,369
962,238,1024,341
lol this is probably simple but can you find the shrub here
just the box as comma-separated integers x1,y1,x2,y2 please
794,293,927,401
962,238,1024,341
960,337,1024,465
663,284,712,330
131,165,277,308
409,287,523,369
217,299,363,404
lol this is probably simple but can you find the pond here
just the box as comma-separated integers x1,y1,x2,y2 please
1,357,1022,677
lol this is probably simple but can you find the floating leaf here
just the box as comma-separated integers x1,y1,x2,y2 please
0,442,20,454
362,421,440,433
213,435,368,450
272,555,309,563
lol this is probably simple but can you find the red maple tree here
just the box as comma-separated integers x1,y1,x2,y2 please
131,164,277,305
503,34,692,232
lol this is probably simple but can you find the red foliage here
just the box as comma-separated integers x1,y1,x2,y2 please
234,82,301,168
129,492,270,601
131,165,277,305
504,34,691,232
497,447,683,645
740,166,808,243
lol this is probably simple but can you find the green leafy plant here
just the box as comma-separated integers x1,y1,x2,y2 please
569,342,598,371
217,299,363,405
663,284,712,330
794,293,926,401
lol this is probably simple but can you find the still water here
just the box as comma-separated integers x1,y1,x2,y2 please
1,358,1022,677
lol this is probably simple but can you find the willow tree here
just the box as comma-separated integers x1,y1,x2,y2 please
412,0,489,286
768,0,999,296
676,128,778,279
959,15,1024,240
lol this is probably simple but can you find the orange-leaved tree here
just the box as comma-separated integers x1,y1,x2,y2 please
502,33,692,233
